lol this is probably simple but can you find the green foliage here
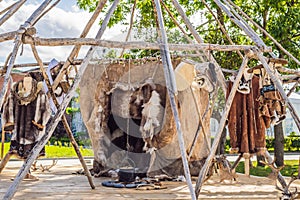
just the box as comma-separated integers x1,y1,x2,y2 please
66,107,80,114
76,0,299,69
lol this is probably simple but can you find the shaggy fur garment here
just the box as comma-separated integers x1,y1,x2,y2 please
2,79,51,159
227,75,266,154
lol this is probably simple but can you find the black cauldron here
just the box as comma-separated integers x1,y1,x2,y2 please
118,168,147,182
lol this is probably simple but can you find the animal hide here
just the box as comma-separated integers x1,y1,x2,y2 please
258,86,286,127
140,90,164,151
79,59,214,177
227,75,266,154
2,78,51,159
147,83,211,177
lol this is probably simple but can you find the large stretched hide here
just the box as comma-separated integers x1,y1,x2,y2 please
79,59,212,176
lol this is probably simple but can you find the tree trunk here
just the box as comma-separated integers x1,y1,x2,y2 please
274,122,285,167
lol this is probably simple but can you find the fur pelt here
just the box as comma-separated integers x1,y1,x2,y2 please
2,79,51,159
227,75,266,154
140,90,164,151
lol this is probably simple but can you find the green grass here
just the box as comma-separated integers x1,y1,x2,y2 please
235,160,299,177
1,142,94,158
1,142,298,177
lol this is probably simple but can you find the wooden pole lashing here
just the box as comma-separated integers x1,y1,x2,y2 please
3,1,120,199
195,54,250,197
153,0,196,199
0,0,53,115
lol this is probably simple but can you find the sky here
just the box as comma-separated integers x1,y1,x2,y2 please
0,0,126,65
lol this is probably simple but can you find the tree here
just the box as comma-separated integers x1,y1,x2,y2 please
77,0,299,159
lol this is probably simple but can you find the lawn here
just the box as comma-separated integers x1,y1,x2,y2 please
1,142,94,158
235,160,299,177
1,142,298,177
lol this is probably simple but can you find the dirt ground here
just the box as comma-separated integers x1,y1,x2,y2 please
0,159,299,200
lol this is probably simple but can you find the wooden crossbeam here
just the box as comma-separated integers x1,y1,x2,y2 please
21,36,272,52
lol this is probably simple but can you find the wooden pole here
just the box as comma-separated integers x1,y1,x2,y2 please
195,54,249,197
3,1,119,199
225,0,300,66
0,75,11,160
153,0,196,199
0,1,18,15
119,0,137,58
32,0,60,26
160,0,205,62
264,150,287,188
256,50,300,133
0,31,18,42
1,127,4,159
22,36,272,52
243,153,251,177
0,0,26,26
170,0,227,95
51,0,107,92
202,0,244,59
30,44,95,189
215,0,269,51
0,0,53,115
188,87,212,159
0,152,13,173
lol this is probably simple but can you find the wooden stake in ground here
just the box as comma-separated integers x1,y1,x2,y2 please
3,1,120,199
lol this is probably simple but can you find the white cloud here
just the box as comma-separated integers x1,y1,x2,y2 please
0,0,124,65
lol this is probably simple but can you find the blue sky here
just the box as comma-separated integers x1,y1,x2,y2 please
0,0,124,65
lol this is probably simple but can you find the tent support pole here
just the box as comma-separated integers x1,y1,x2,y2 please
153,0,196,199
195,54,249,197
30,44,95,189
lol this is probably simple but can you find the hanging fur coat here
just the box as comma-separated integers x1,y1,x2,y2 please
2,78,51,159
227,74,266,154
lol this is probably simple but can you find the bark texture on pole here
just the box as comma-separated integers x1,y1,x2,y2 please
153,0,196,199
51,0,108,91
30,44,95,189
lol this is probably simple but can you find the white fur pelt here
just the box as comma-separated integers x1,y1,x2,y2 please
140,90,163,151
